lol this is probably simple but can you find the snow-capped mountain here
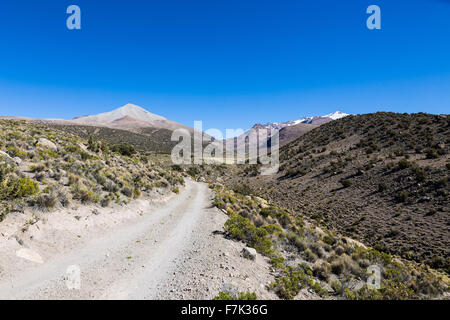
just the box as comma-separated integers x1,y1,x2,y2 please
222,111,351,151
256,111,350,129
323,111,350,120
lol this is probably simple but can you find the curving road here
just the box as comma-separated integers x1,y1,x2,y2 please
0,180,215,299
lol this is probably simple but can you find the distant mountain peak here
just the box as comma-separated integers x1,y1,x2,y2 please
71,103,167,125
107,103,167,121
117,103,149,113
323,110,349,120
68,103,198,133
254,111,351,130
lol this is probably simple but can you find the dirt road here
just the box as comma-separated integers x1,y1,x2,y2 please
0,180,276,300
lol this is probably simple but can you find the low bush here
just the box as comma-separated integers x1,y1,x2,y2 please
35,193,57,210
121,186,133,197
214,291,257,300
3,177,40,199
7,146,27,159
111,143,136,156
313,262,331,281
225,214,273,255
340,179,352,188
271,264,327,299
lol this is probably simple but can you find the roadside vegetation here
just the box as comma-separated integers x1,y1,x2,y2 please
211,184,449,300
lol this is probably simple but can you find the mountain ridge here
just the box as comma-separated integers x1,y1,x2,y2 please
253,110,350,130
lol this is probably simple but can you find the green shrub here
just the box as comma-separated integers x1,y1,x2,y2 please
101,196,111,207
15,178,40,198
331,280,344,295
111,143,136,156
171,164,183,172
7,146,27,159
259,206,291,227
213,291,257,300
395,190,408,203
87,135,100,152
79,151,92,161
30,163,46,173
93,171,107,185
262,224,283,235
0,162,12,183
378,182,387,192
287,232,306,251
270,254,286,269
232,183,253,196
425,149,439,159
186,166,200,177
38,149,59,159
225,214,273,255
270,264,319,299
323,234,337,246
71,185,97,203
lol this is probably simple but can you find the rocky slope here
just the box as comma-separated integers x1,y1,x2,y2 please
0,119,184,221
1,104,211,154
194,112,449,275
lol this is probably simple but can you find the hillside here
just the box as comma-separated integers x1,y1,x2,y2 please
0,119,184,221
47,123,177,154
220,111,348,152
2,115,448,300
1,104,209,154
277,123,319,147
208,183,448,299
197,112,450,274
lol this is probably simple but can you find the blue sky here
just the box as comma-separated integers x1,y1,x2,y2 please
0,0,449,132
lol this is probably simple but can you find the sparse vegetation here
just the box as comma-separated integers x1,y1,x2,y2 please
201,112,449,274
211,183,449,300
0,119,185,221
201,112,450,299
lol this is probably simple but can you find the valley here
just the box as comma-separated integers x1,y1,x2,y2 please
195,112,449,275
